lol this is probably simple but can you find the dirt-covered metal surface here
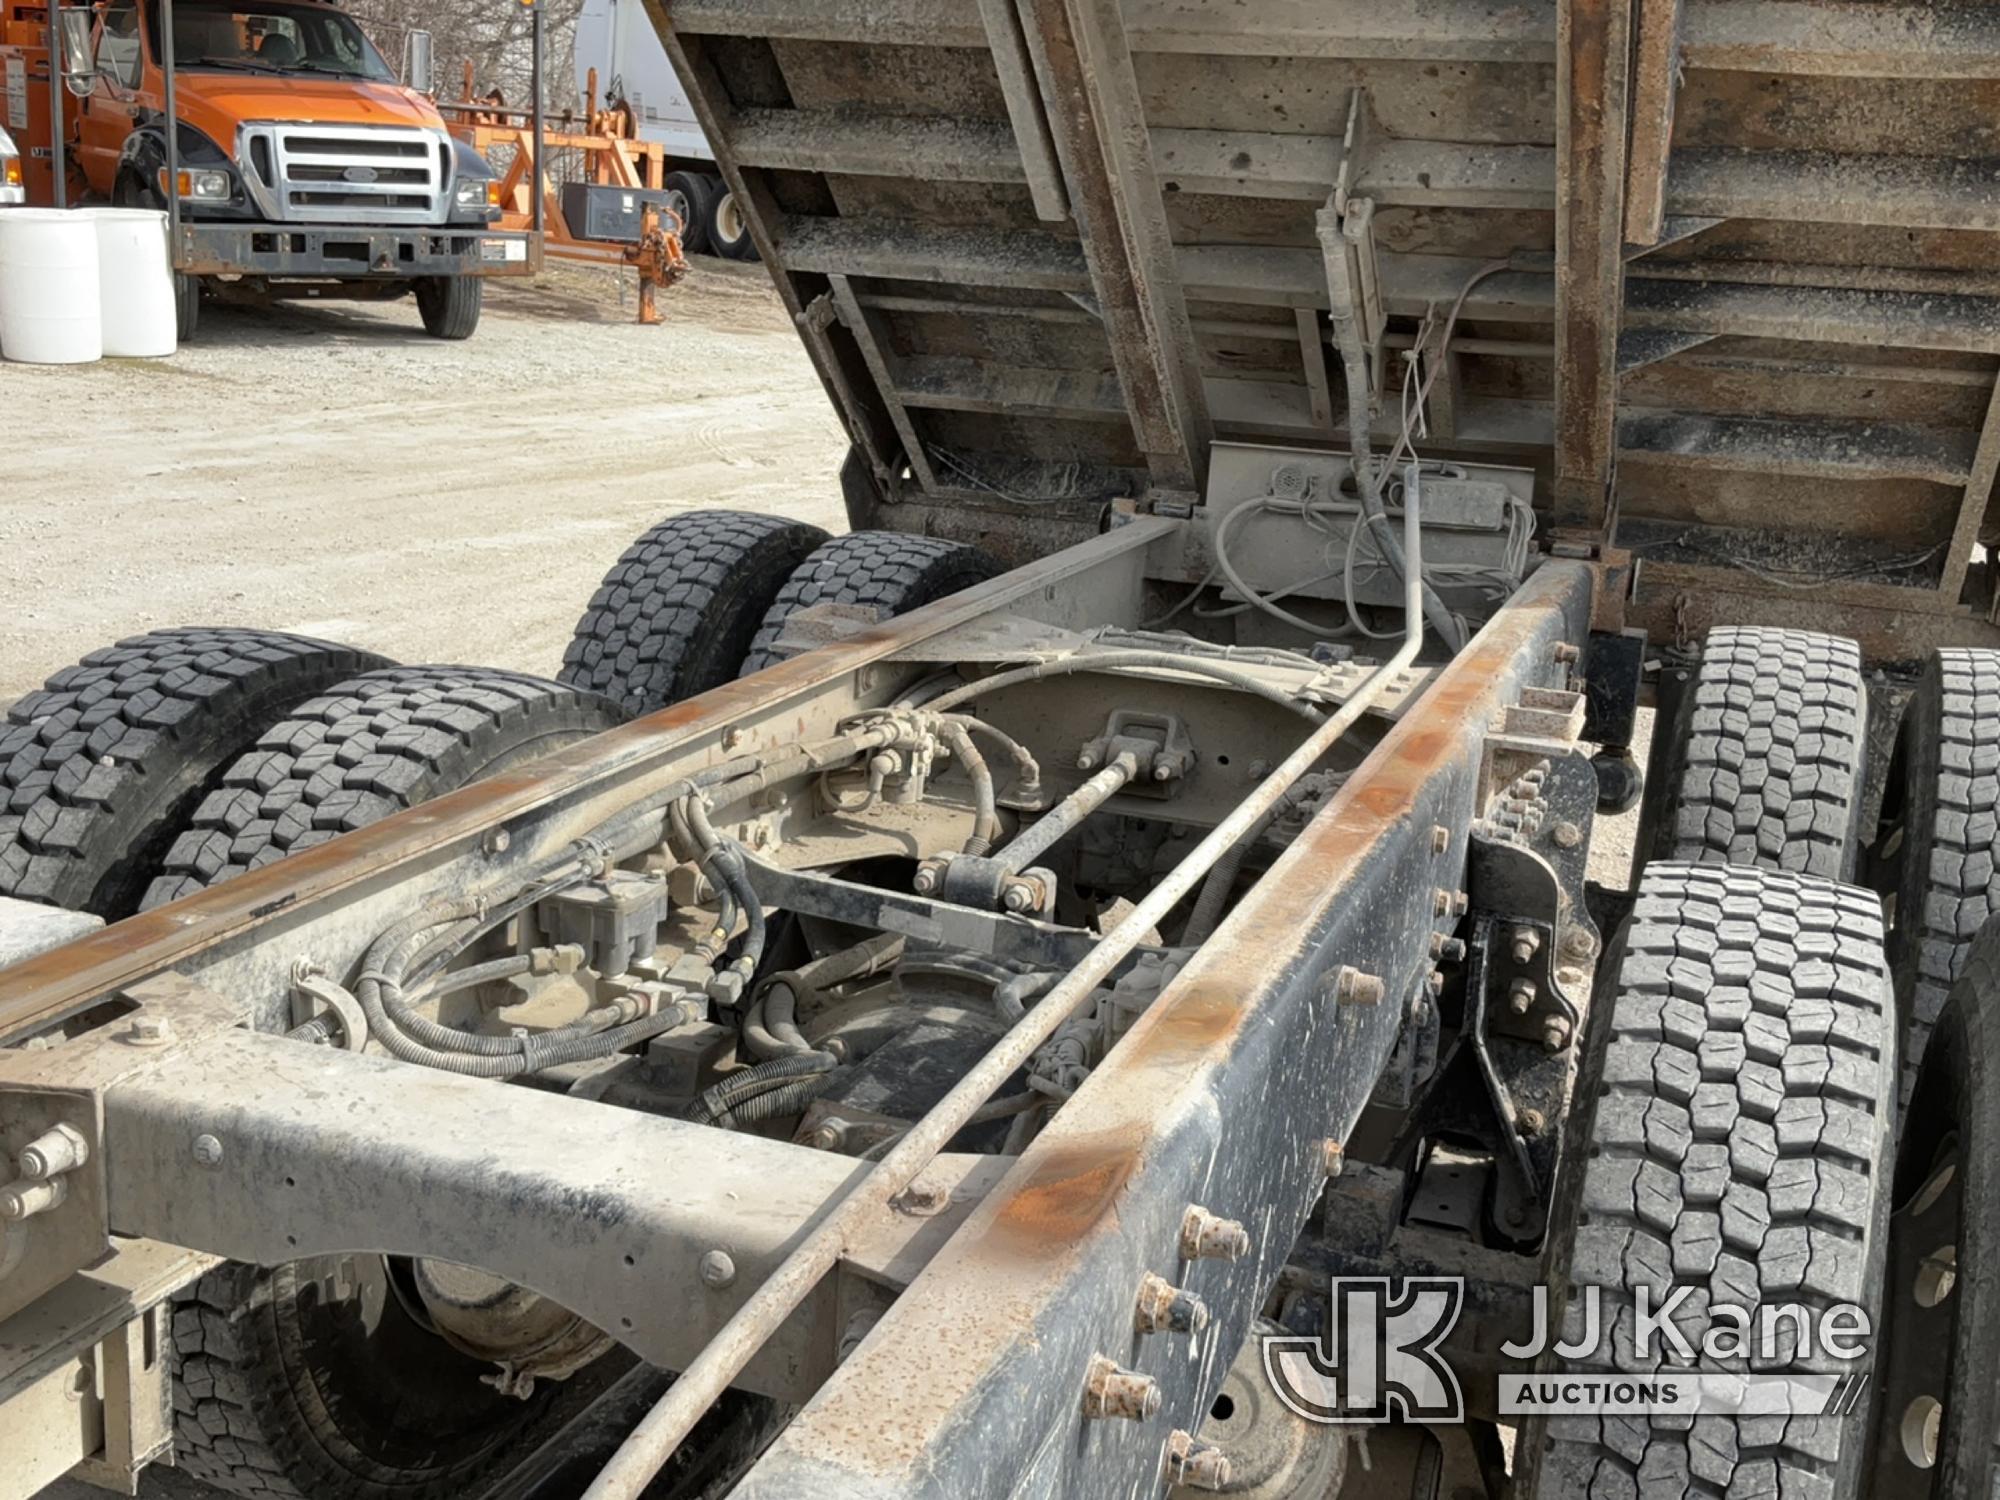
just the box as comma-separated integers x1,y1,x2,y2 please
653,0,2000,655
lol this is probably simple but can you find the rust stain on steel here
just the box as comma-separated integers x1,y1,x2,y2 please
0,523,1173,1042
769,565,1590,1483
987,1128,1143,1246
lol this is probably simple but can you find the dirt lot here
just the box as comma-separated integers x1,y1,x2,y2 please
0,261,850,705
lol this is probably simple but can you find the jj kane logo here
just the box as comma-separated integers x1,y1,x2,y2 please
1264,1278,1875,1424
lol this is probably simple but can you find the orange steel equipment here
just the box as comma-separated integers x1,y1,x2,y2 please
441,64,686,324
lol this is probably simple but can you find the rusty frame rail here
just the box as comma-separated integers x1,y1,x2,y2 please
733,560,1592,1497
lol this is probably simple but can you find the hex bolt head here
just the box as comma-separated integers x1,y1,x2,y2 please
1552,820,1583,849
1082,1355,1161,1421
482,828,511,856
1542,1017,1572,1053
1562,926,1597,959
125,1014,173,1047
1167,1431,1232,1491
1451,891,1470,916
1333,966,1385,1006
1431,824,1450,855
1519,1108,1546,1137
1553,642,1581,665
1135,1272,1211,1336
1426,970,1445,999
1180,1205,1251,1262
698,1249,737,1290
1508,978,1538,1015
192,1134,224,1169
1433,888,1453,917
1076,751,1098,771
1001,883,1037,914
912,861,943,896
1510,927,1542,965
1152,763,1173,782
1440,937,1468,964
1322,1139,1345,1179
17,1124,88,1180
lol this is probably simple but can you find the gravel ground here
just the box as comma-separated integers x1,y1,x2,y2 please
0,261,849,706
14,258,1646,1500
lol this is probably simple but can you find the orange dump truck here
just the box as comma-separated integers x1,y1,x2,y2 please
1,0,530,337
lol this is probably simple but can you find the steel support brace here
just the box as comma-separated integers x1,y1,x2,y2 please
93,1026,987,1402
1015,0,1213,491
731,563,1593,1499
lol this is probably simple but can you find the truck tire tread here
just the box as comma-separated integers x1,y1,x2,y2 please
1654,626,1868,882
739,531,998,675
0,629,389,918
560,509,828,714
144,666,623,908
1526,862,1895,1500
1884,647,2000,1105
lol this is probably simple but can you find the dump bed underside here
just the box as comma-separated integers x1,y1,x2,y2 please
649,0,2000,657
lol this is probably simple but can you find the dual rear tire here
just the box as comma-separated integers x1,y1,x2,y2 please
560,512,997,714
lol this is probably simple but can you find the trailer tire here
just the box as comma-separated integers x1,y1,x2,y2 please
739,531,999,675
1520,861,1896,1500
561,510,830,714
708,183,758,261
144,665,623,908
0,629,389,920
149,666,624,1500
1874,647,2000,1106
663,170,715,256
415,275,482,339
1645,625,1869,881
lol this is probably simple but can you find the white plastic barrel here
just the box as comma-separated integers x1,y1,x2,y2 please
0,209,103,365
86,207,176,358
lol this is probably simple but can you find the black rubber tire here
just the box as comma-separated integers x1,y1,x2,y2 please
0,629,390,920
145,665,623,908
415,275,482,339
707,180,758,261
739,531,999,676
559,510,829,716
175,272,201,342
1891,920,2000,1496
148,666,625,1499
1876,647,2000,1107
1522,861,1896,1500
1645,625,1869,881
662,170,715,257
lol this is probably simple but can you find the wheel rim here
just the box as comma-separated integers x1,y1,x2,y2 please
663,187,691,236
716,191,745,244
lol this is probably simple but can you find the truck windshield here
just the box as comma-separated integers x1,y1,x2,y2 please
155,0,396,82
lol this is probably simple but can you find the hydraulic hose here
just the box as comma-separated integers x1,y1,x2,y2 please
684,1050,836,1127
911,651,1325,724
938,715,1042,799
935,718,1000,854
583,469,1433,1500
744,934,906,1061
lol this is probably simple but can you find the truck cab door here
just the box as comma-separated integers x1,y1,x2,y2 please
76,0,144,197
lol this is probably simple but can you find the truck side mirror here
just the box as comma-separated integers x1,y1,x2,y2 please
404,29,432,94
58,9,97,96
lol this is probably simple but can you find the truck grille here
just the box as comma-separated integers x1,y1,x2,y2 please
239,123,448,224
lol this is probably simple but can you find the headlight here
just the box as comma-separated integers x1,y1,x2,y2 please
174,168,231,200
454,176,499,211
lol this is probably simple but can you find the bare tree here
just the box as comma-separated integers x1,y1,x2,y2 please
351,0,588,111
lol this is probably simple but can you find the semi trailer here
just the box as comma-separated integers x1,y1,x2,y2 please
4,2,2000,1499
